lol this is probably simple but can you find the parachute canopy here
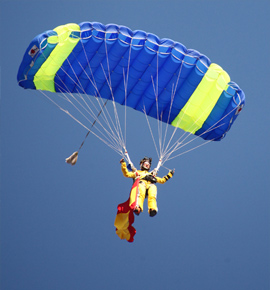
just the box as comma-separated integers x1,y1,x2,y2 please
17,22,245,141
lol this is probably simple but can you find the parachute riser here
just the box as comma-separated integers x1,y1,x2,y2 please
151,159,162,176
124,148,136,172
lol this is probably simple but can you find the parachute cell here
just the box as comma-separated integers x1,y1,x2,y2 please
17,21,245,141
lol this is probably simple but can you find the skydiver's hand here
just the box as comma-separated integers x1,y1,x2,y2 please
120,158,124,163
152,168,158,176
169,169,175,176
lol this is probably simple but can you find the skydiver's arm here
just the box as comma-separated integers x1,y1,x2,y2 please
156,170,174,184
120,160,136,178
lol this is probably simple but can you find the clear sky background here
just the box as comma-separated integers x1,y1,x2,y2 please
1,1,269,290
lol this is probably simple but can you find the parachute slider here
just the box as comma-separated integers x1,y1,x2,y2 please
65,151,78,165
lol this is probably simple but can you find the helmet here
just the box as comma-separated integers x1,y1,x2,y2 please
140,157,152,171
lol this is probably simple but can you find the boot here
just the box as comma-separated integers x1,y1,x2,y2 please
134,206,141,216
149,209,157,217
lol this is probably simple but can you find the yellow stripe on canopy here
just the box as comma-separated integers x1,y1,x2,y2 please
34,23,80,92
171,63,230,134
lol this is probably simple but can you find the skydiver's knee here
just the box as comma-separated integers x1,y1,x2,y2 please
148,184,157,195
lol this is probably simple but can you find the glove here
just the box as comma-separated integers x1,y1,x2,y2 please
169,169,175,176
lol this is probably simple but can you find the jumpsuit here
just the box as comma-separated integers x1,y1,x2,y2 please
121,161,173,213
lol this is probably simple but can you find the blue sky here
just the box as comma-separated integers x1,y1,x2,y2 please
1,1,270,290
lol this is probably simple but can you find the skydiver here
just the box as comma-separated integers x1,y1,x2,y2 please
120,157,174,217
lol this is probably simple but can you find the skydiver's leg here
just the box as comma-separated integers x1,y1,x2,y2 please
135,183,146,214
147,184,158,217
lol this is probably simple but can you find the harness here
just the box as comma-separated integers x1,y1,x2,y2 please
138,173,157,198
141,174,157,184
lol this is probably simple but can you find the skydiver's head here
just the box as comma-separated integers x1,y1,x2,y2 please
140,157,152,171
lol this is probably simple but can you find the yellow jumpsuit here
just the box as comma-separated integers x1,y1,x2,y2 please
121,162,173,213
